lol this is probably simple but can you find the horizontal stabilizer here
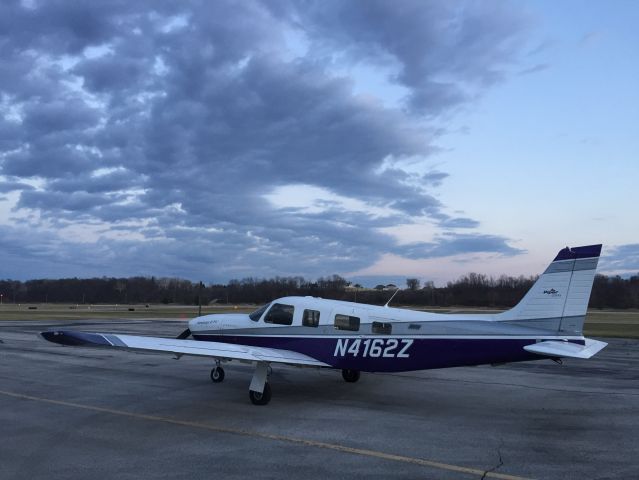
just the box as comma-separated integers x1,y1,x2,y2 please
523,338,607,359
41,330,329,367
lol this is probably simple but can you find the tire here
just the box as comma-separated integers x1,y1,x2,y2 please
210,366,225,383
249,383,272,405
341,369,360,383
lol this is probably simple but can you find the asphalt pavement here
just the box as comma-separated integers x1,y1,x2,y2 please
1,318,637,479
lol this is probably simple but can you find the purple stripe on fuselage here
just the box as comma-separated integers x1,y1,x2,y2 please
553,244,602,261
192,334,584,372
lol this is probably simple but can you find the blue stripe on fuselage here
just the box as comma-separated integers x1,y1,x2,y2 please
191,334,584,372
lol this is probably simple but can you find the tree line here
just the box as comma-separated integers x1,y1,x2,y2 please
1,272,638,309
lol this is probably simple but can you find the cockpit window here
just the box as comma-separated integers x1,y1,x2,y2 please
264,303,295,325
249,304,270,322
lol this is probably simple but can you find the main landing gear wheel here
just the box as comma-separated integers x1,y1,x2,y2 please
249,383,272,406
210,366,225,383
342,369,360,383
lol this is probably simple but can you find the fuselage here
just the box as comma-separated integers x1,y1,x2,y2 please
189,296,584,372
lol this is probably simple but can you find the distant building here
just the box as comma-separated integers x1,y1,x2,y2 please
345,284,369,292
373,284,398,291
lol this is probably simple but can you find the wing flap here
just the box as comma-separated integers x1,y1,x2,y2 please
523,338,607,359
41,330,329,367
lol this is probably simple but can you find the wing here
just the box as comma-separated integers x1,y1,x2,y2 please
524,338,607,359
41,330,329,367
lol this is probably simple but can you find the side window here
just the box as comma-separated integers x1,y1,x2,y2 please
264,303,294,325
334,314,360,331
303,309,320,327
372,321,392,334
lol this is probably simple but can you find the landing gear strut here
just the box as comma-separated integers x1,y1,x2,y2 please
248,361,272,405
342,369,360,383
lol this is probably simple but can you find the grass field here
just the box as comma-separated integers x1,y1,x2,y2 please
1,303,637,338
582,310,639,338
0,303,255,321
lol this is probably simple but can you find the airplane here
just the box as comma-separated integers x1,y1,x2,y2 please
41,244,607,405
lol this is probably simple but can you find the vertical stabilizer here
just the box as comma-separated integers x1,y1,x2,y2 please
498,245,602,334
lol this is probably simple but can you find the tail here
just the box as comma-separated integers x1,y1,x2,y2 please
498,244,602,334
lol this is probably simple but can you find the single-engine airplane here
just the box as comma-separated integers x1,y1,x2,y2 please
42,244,607,405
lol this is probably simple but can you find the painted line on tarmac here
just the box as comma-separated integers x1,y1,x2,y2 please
0,389,530,480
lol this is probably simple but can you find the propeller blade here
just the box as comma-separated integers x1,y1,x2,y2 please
176,328,191,340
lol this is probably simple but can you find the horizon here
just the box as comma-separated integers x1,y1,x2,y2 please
4,263,636,290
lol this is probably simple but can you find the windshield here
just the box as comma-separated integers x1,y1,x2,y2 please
249,303,270,322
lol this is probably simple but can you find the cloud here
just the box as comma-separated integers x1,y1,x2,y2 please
0,180,34,193
518,63,550,76
599,244,639,276
23,100,100,135
275,0,532,114
578,31,602,48
0,0,533,281
398,233,523,260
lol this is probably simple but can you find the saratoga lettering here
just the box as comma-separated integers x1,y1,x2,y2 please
333,338,413,358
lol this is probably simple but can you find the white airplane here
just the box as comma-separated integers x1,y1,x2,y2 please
42,244,607,405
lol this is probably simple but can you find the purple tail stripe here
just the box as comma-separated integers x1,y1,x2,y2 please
553,244,602,262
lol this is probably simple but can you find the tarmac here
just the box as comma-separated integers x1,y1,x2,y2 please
0,318,637,479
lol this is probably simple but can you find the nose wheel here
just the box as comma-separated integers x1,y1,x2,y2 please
210,366,225,383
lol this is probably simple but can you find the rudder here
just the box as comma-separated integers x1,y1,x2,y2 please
498,244,602,334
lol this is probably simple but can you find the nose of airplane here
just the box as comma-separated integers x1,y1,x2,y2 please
188,314,223,333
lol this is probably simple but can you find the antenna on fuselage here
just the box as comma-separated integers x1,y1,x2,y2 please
384,288,400,308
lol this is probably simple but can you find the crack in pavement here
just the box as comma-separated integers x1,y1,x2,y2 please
482,446,505,480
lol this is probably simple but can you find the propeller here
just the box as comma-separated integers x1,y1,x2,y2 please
176,328,191,340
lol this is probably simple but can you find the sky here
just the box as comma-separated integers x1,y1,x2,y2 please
0,0,637,286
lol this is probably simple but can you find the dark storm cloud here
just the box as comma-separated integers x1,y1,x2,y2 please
3,143,99,178
0,180,34,193
22,100,100,135
47,169,141,194
73,55,150,93
19,190,111,212
0,0,532,281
